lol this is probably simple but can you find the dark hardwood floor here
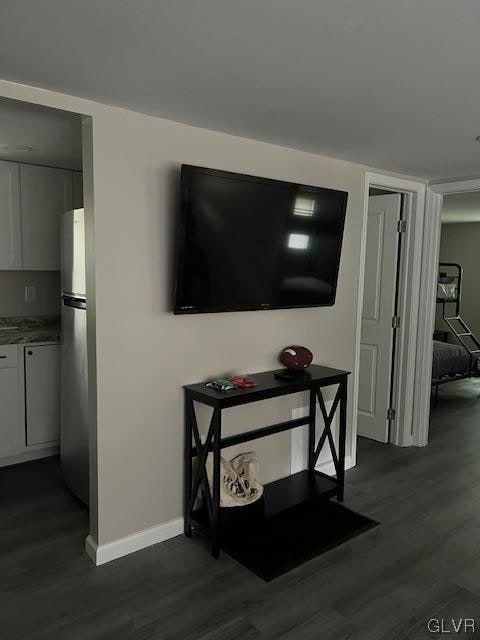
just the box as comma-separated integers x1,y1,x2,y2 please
2,379,480,639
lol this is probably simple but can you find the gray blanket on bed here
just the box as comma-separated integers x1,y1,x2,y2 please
432,340,471,379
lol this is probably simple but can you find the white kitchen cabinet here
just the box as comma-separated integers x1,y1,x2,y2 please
0,160,22,269
0,345,20,458
0,341,60,467
0,369,20,457
20,164,72,270
72,171,84,209
25,345,60,445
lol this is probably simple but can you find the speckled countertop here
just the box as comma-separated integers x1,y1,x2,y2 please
0,316,61,345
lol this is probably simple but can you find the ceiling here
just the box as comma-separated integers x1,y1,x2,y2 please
442,192,480,224
2,0,480,180
0,98,82,169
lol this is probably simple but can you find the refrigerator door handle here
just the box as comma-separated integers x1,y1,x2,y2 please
62,296,86,310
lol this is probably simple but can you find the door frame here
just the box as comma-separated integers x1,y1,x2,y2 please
0,85,98,548
414,178,480,446
353,172,426,455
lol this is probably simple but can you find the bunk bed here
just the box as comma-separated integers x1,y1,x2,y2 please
432,263,480,404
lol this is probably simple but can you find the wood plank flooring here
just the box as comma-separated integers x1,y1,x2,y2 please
2,378,480,639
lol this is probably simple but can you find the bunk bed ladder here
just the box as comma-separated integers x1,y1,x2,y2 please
433,262,480,407
439,262,480,361
442,314,480,360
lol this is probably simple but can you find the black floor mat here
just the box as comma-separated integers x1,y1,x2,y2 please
221,499,378,581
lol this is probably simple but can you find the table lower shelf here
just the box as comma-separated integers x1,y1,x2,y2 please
264,468,338,517
191,469,339,536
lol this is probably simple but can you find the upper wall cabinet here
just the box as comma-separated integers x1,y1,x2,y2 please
20,164,73,271
0,161,22,270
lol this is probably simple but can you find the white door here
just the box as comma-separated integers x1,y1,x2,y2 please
20,164,72,270
0,161,22,269
358,194,402,442
25,345,60,445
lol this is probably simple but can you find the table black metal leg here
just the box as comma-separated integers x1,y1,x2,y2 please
183,367,350,560
211,407,221,558
337,379,347,502
184,396,192,537
308,389,316,471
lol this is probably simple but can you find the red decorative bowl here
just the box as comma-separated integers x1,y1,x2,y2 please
280,346,313,370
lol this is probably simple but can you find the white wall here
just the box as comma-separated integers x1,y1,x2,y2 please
0,78,424,553
92,109,369,545
0,270,60,317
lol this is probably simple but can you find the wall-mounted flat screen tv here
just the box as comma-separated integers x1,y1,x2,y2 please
173,165,348,314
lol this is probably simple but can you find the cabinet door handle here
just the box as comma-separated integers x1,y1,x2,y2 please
27,351,33,356
0,355,6,359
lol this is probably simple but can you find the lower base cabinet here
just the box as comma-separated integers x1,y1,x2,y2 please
0,342,60,465
25,345,60,445
0,367,20,458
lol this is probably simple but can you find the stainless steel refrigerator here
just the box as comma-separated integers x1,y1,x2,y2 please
61,208,89,505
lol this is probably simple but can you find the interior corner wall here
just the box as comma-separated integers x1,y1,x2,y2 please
81,115,99,541
437,222,480,339
0,78,411,551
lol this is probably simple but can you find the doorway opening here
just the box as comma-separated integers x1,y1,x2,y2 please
0,96,95,555
419,185,480,444
353,173,426,463
358,188,405,444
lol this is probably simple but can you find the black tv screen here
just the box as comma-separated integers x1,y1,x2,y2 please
174,165,348,314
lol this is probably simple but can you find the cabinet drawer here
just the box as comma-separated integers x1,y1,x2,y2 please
0,345,18,369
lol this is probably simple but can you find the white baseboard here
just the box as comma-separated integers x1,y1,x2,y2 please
85,534,98,564
316,454,354,477
85,419,355,568
85,517,184,566
85,451,354,567
0,446,59,468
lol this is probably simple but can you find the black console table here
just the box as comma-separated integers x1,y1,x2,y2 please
184,364,350,558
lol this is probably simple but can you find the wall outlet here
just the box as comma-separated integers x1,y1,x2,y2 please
24,285,36,303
